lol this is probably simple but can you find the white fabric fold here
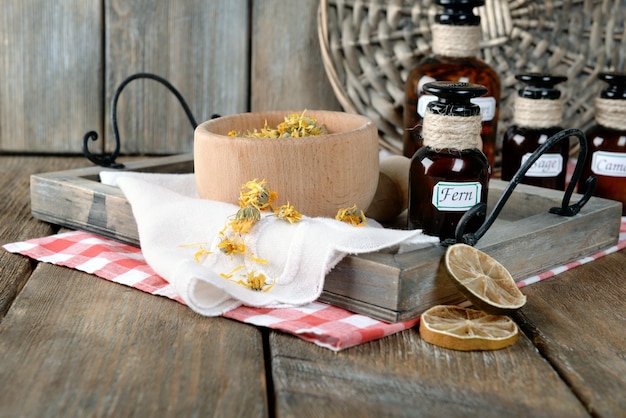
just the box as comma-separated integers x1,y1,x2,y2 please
100,171,439,316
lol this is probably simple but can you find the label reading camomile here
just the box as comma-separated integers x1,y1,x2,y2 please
432,182,482,211
591,151,626,177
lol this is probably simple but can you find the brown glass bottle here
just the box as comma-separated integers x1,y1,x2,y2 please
579,73,626,215
501,74,569,190
408,82,491,242
403,0,500,169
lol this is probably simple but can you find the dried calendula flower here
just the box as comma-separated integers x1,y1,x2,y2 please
238,271,274,292
274,202,302,224
229,110,328,139
187,179,302,293
229,217,256,234
275,111,328,137
336,204,367,227
217,236,246,258
229,206,261,234
239,179,277,211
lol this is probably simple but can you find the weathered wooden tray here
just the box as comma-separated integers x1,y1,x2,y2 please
30,154,622,322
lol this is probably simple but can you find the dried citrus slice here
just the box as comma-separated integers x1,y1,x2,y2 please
442,243,526,315
420,305,519,351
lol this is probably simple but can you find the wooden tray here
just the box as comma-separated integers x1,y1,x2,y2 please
30,154,622,322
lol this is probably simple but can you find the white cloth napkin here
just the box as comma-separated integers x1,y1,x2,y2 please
100,171,439,316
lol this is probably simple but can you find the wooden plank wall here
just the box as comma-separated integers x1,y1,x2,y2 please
0,0,341,155
0,0,103,153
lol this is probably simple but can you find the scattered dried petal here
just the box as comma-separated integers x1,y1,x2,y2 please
275,202,302,224
336,204,367,227
238,179,277,211
218,237,246,257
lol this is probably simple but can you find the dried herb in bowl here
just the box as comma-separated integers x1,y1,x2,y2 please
227,110,328,139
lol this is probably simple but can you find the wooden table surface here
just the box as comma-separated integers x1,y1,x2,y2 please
1,155,625,418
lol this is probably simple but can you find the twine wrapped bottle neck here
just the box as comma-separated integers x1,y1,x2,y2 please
513,96,564,128
431,24,481,57
595,97,626,130
422,112,483,150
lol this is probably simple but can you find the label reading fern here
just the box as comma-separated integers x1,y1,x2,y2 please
591,151,626,177
521,153,563,177
432,182,482,211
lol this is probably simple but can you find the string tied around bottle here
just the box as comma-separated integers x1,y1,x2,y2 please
431,24,481,58
422,112,482,151
513,96,564,129
594,97,626,131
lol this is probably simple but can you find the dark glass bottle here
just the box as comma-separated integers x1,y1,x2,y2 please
501,74,569,190
579,72,626,215
403,0,500,170
408,81,491,242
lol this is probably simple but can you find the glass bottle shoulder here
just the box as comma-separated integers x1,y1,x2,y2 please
406,55,500,95
409,55,499,77
416,54,493,69
503,125,564,142
585,124,626,151
411,147,490,177
502,125,568,162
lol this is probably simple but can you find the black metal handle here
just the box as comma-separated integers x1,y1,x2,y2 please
452,128,597,246
82,72,200,169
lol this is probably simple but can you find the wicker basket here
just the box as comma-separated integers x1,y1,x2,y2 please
318,0,626,157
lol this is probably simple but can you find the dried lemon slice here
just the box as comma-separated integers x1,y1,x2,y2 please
420,305,519,351
442,243,527,315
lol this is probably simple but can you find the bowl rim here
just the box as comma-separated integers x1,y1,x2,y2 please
194,109,376,142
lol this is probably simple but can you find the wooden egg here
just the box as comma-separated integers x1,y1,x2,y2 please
365,155,410,222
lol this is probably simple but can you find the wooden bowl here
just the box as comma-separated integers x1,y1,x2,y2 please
194,110,379,217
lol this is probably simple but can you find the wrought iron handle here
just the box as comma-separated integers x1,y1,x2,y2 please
82,72,200,169
451,128,597,246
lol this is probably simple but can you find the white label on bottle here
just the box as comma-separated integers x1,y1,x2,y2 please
417,95,438,117
591,151,626,177
417,75,437,94
432,182,482,211
417,75,446,118
471,97,496,121
415,75,495,121
416,94,496,122
521,153,563,177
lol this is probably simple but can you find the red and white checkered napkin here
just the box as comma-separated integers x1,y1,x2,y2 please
517,217,626,287
4,218,625,350
2,231,418,351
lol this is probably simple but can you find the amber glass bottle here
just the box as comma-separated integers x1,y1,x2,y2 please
579,73,626,215
408,82,491,242
501,74,569,190
403,0,500,169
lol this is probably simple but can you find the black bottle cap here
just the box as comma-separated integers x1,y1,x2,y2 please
435,0,483,26
516,73,567,100
423,81,487,117
598,73,626,100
